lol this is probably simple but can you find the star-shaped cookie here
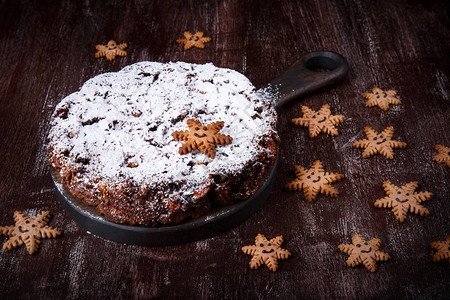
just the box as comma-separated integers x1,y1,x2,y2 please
431,236,450,262
95,40,128,61
433,144,450,167
374,181,432,222
362,87,401,111
171,118,233,159
285,160,343,202
338,234,390,272
177,31,211,50
0,211,61,254
242,234,291,272
292,104,346,138
353,126,406,159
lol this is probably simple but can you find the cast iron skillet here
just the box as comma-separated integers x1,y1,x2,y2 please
52,51,349,246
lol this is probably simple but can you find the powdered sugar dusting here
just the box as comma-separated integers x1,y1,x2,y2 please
48,61,277,196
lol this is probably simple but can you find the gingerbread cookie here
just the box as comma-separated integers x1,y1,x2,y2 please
433,144,450,167
353,126,406,159
177,31,211,50
0,211,61,254
292,104,346,138
362,87,401,111
374,181,432,222
338,233,390,272
430,236,450,262
242,234,291,272
285,160,343,202
171,118,233,159
95,40,128,61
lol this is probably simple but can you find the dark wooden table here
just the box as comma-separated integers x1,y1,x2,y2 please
0,0,449,298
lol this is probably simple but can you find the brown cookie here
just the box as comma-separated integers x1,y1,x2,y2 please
353,126,406,159
430,236,450,262
338,233,390,272
95,40,128,61
292,104,346,138
362,87,401,111
177,31,211,50
433,144,450,167
0,211,61,254
285,160,343,202
171,118,233,159
242,234,291,272
374,181,432,222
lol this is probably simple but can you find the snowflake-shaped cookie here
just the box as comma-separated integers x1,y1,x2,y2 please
242,234,291,272
171,118,233,159
95,40,128,61
353,126,406,159
285,160,343,202
338,234,390,272
292,104,346,138
177,31,211,50
0,211,61,254
374,181,432,222
431,236,450,262
433,144,450,167
362,87,401,111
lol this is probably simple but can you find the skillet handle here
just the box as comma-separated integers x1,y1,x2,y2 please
268,51,349,108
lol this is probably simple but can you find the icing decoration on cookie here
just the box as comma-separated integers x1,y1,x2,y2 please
374,181,432,222
285,160,343,202
433,144,450,167
353,126,406,159
177,31,211,50
338,234,390,272
95,40,128,61
0,211,61,255
292,104,346,138
362,87,401,111
431,236,450,262
171,118,233,159
242,234,291,272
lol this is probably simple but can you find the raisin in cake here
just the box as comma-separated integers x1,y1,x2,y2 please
47,61,279,226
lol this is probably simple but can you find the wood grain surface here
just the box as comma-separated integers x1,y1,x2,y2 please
0,0,449,299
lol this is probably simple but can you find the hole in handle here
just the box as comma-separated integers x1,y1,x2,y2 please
303,52,343,72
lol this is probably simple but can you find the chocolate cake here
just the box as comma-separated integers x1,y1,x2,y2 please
47,61,279,226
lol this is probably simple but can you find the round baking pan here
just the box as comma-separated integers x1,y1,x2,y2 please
52,161,277,246
52,51,348,246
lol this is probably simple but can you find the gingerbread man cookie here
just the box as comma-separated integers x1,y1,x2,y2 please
374,181,432,222
0,211,61,254
95,40,128,61
338,234,390,272
433,144,450,167
430,236,450,262
292,104,346,138
171,118,233,159
177,31,211,50
242,234,291,272
353,126,406,159
362,87,401,111
285,160,343,202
